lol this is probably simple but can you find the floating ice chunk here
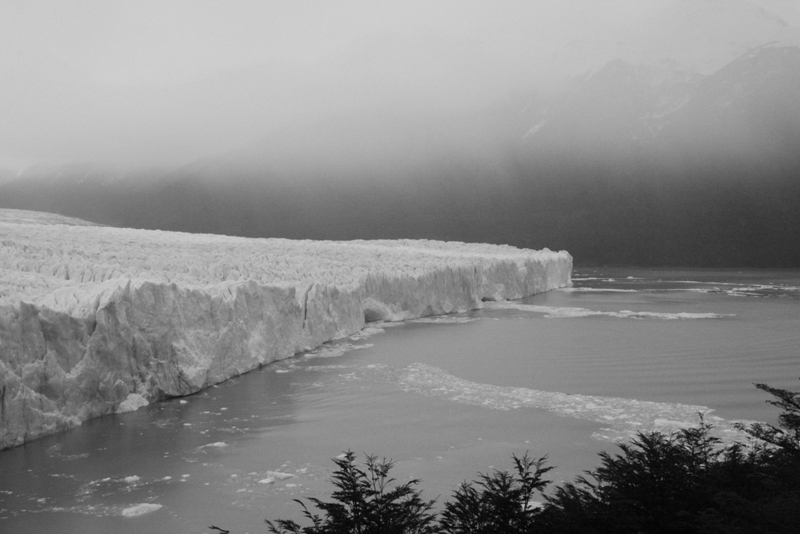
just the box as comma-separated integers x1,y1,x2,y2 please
200,442,228,449
259,477,276,485
559,288,639,293
267,471,295,480
412,316,478,324
116,394,149,413
121,503,162,517
122,476,140,484
485,302,732,320
303,342,373,360
619,310,732,320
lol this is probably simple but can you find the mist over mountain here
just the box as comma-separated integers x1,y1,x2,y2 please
1,1,799,266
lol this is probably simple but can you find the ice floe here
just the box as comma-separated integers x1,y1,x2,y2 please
411,316,479,324
121,503,162,517
393,363,751,444
267,471,295,481
559,287,639,293
572,274,800,299
116,394,149,413
484,302,732,320
199,442,228,450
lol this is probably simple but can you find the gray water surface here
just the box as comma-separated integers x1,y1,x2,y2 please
1,268,798,533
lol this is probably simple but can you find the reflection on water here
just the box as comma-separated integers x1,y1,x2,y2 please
1,268,798,532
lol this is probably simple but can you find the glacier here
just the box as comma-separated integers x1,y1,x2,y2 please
0,208,572,450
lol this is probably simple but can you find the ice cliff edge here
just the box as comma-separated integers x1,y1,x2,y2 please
0,209,572,450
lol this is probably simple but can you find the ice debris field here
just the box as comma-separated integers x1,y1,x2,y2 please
0,208,572,449
272,323,754,447
392,362,749,444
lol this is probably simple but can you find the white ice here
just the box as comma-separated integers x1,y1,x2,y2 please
0,209,570,306
0,208,572,449
121,503,162,517
393,363,753,445
485,301,732,320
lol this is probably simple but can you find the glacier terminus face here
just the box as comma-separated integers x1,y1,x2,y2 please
0,208,572,450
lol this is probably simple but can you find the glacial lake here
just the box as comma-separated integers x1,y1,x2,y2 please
1,268,799,533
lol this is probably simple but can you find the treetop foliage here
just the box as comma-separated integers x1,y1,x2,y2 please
256,379,800,534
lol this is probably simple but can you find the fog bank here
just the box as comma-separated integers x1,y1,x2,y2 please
1,0,797,170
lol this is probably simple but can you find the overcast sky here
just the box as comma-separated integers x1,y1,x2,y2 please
1,0,797,171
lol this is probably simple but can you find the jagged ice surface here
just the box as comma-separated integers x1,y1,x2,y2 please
0,209,572,449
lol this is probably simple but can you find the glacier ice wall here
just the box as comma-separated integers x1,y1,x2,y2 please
0,209,572,449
